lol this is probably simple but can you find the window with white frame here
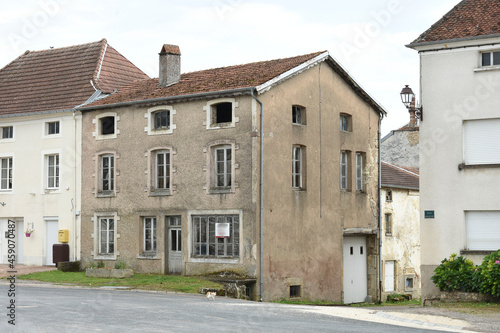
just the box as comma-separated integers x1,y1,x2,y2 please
0,157,13,190
99,217,115,255
204,99,238,129
292,105,305,125
1,126,13,139
143,217,157,254
152,149,171,193
481,51,500,67
340,151,350,190
46,154,59,189
355,152,364,191
94,113,118,140
340,114,352,132
463,118,500,165
99,154,114,194
192,215,239,258
214,145,231,188
46,121,60,135
292,145,305,189
146,106,176,135
465,211,500,251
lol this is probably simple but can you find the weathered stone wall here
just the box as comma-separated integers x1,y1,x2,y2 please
381,129,419,169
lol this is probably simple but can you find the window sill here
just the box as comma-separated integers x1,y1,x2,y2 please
292,187,306,192
474,65,500,72
208,122,235,130
385,233,392,237
94,255,117,260
44,188,61,194
190,257,239,264
209,188,233,194
149,190,171,197
97,192,116,198
460,250,497,255
138,254,159,260
458,163,500,170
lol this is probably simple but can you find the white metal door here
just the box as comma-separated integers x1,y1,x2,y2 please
45,219,59,265
384,260,395,291
343,236,367,303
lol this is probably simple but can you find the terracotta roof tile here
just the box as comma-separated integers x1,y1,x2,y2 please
85,51,325,107
0,39,149,116
381,161,419,190
410,0,500,45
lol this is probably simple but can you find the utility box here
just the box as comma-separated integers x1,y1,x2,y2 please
58,229,69,243
53,243,69,266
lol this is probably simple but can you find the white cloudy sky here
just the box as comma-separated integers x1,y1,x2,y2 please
0,0,458,135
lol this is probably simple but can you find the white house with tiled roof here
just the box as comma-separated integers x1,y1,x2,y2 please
0,39,148,267
407,0,500,301
79,44,386,303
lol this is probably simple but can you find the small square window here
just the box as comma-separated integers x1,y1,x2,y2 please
405,276,414,291
1,126,13,139
100,116,115,135
47,121,60,135
212,102,232,125
289,285,301,298
386,189,393,201
292,105,305,125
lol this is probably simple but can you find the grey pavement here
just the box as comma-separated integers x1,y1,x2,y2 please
0,265,488,332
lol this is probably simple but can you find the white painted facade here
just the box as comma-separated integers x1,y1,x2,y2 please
381,187,420,300
0,111,81,265
411,36,500,299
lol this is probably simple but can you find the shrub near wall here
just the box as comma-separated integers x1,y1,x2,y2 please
432,251,500,300
477,250,500,298
431,254,478,292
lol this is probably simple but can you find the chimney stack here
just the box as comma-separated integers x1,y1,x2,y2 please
159,44,181,87
409,96,417,127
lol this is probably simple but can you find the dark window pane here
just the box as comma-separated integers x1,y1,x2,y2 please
494,52,500,65
482,52,491,66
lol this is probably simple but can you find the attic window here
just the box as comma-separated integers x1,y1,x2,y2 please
481,51,500,67
1,126,13,139
212,102,232,125
100,116,115,135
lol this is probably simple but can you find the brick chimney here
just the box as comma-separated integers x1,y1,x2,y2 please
409,96,417,127
159,44,181,87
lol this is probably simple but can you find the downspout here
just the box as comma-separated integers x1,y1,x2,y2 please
251,89,264,302
72,109,77,262
378,114,383,303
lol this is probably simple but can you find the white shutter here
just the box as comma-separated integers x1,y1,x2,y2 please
384,261,395,292
464,118,500,164
466,211,500,250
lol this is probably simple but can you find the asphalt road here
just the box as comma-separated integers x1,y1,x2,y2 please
1,285,450,333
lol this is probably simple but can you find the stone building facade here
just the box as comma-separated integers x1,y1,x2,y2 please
79,45,386,302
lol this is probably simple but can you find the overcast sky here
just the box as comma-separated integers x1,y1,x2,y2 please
0,0,459,135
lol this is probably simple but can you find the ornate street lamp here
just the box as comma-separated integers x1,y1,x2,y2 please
400,85,422,121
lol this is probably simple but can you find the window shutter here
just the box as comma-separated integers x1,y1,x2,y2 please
384,261,395,291
464,119,500,164
466,211,500,250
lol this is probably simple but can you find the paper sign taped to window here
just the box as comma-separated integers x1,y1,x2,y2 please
215,223,230,238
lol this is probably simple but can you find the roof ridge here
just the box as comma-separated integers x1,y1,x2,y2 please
180,51,326,76
22,38,107,56
92,40,108,91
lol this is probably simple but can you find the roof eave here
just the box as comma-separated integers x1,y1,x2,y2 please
381,184,419,191
78,87,255,112
407,33,500,51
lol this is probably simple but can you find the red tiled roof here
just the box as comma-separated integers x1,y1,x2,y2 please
381,162,419,190
85,51,325,107
410,0,500,46
396,123,419,131
0,39,149,116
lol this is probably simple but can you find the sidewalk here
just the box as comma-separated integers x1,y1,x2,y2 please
0,264,56,278
298,305,475,332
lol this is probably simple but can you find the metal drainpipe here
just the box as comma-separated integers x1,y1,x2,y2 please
251,89,264,302
378,115,383,303
73,109,77,262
